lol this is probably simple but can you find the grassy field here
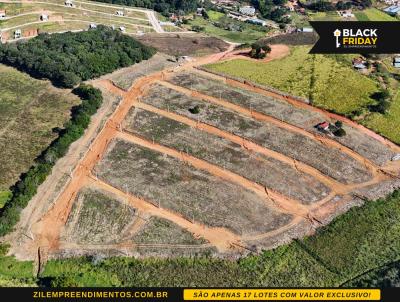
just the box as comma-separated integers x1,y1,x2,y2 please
21,190,397,286
309,11,342,21
0,1,151,37
204,46,400,143
355,8,398,21
0,190,12,209
362,90,400,143
187,12,268,44
206,46,379,116
0,64,79,192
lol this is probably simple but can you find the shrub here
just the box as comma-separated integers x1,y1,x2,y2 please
333,128,346,137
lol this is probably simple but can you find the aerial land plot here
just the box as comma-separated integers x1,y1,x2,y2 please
0,64,79,193
205,46,380,116
168,72,394,166
140,84,372,184
132,217,208,245
136,34,230,57
104,53,178,90
62,188,137,245
124,108,331,204
355,8,398,21
95,139,293,236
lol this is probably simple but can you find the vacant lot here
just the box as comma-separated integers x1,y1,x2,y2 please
363,90,400,145
104,53,178,90
132,217,207,245
136,34,229,57
62,188,137,244
205,46,380,116
186,13,268,44
95,139,293,236
167,72,394,165
0,64,79,193
125,108,331,204
142,84,372,184
355,8,398,21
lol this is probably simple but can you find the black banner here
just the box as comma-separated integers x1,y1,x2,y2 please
309,22,400,54
0,287,399,302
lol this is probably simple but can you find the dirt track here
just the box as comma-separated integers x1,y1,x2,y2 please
12,44,400,259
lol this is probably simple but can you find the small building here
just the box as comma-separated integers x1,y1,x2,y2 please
14,29,22,39
353,63,367,70
247,18,267,26
0,10,6,19
316,121,330,131
383,5,400,16
239,6,256,16
65,0,73,7
196,8,204,16
89,23,97,29
393,57,400,68
40,14,49,21
116,10,124,16
119,26,126,32
352,57,367,70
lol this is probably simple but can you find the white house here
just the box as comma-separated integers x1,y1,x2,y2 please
116,10,124,16
0,10,6,19
119,26,126,32
239,6,256,16
65,0,73,7
394,57,400,68
14,29,22,39
40,14,49,21
89,23,97,29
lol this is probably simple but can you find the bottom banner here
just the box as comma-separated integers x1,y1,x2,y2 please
0,287,398,302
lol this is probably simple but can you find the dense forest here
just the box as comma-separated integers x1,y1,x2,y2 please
0,26,155,88
91,0,198,15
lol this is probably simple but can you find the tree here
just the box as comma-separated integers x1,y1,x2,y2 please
249,42,271,59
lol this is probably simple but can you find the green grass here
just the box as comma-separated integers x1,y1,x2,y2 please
188,15,267,44
362,89,400,143
207,10,225,21
309,11,341,21
205,46,379,115
0,190,12,209
0,64,79,191
355,8,398,21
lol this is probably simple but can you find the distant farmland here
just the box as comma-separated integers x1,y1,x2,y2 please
0,64,79,205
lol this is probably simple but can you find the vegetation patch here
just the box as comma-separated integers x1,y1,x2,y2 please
0,84,103,236
133,217,207,245
205,46,380,116
0,64,79,192
63,189,136,244
0,26,155,88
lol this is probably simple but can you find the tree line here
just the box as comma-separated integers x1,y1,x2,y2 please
91,0,199,15
0,26,155,88
0,85,103,236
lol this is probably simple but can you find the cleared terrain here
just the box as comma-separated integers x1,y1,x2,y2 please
7,44,399,262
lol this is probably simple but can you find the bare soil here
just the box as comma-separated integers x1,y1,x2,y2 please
136,33,230,57
168,71,395,166
95,139,294,236
140,84,372,184
124,108,331,204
